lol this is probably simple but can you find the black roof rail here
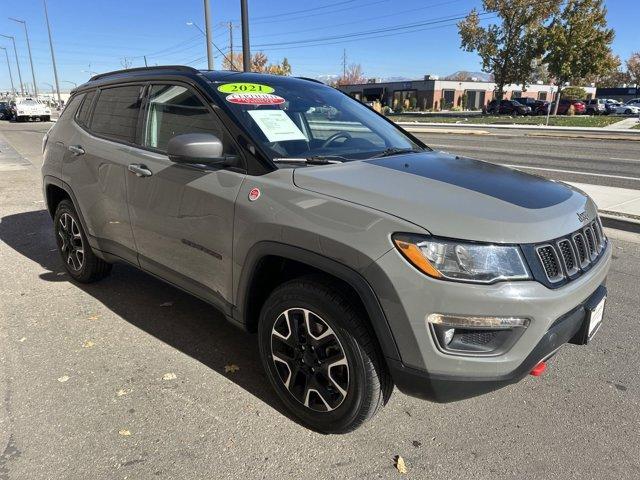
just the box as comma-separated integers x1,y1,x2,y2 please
296,76,325,85
90,65,201,82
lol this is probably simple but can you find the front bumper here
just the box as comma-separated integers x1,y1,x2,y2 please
364,239,611,401
387,285,606,402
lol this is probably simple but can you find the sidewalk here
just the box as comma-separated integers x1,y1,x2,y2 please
568,182,640,224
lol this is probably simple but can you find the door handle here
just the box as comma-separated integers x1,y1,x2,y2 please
128,163,153,177
68,145,85,156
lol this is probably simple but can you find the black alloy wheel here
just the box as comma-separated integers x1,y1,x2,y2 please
270,307,349,412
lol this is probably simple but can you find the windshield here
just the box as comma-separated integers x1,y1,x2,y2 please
212,78,423,162
19,99,39,106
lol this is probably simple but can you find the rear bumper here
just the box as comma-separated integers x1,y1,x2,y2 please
388,285,607,402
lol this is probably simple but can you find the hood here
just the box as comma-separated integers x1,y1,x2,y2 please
293,151,595,244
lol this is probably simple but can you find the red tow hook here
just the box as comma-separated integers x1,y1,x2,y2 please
530,361,547,376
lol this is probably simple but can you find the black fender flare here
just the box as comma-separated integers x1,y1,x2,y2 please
43,175,92,238
234,241,401,361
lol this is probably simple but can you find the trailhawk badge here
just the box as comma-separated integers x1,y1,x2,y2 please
577,210,589,223
248,187,261,202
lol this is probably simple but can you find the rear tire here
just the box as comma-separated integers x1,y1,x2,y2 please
53,199,111,283
258,275,392,434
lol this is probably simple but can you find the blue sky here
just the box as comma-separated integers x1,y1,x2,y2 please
0,0,637,92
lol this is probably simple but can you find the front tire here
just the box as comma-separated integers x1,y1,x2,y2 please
54,199,112,283
258,276,391,433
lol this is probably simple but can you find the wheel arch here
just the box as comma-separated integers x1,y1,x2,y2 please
43,176,92,240
234,241,401,361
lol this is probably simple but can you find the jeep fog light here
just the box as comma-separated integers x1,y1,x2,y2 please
427,314,529,355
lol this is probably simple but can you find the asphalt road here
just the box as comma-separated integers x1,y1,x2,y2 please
414,131,640,190
1,121,640,480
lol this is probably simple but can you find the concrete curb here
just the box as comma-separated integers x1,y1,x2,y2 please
395,121,640,134
600,213,640,235
396,121,640,140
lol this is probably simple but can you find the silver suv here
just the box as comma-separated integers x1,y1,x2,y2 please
42,67,611,433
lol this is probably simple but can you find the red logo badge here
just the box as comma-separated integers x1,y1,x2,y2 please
248,187,261,202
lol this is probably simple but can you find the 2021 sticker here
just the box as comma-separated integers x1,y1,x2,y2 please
225,93,286,105
218,83,275,94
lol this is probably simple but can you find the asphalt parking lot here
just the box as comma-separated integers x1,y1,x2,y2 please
1,121,639,479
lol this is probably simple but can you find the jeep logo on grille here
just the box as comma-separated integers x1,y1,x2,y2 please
577,210,589,223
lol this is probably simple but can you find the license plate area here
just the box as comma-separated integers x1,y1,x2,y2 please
571,286,607,345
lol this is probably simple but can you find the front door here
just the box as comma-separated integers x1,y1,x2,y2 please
125,83,245,309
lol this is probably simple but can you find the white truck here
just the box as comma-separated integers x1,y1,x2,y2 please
13,98,51,122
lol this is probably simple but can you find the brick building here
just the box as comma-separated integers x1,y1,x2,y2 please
338,76,597,111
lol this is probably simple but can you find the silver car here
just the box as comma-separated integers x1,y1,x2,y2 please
42,67,611,433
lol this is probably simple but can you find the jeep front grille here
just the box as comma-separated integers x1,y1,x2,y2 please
524,219,607,288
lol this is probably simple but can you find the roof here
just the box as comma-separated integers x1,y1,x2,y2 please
75,66,324,93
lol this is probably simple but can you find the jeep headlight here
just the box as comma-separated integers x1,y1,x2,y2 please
392,234,530,284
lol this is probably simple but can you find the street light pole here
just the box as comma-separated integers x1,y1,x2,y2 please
0,34,23,94
43,0,62,107
0,46,16,95
240,0,251,72
9,18,38,98
203,0,214,70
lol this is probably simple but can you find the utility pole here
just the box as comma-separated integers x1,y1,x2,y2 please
240,0,251,72
9,18,38,98
0,34,23,95
143,55,148,67
43,0,62,107
203,0,214,70
342,49,347,79
0,47,16,95
228,21,234,70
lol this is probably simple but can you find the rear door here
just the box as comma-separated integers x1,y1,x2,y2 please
61,85,143,263
125,83,246,309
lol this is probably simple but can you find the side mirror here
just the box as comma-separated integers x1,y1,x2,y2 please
167,133,227,165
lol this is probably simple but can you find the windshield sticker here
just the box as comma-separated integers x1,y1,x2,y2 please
247,110,307,143
218,83,275,94
226,93,286,106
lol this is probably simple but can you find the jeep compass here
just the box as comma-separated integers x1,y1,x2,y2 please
42,66,611,433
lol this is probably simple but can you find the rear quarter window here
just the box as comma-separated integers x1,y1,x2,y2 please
58,94,84,120
90,85,143,143
75,90,95,127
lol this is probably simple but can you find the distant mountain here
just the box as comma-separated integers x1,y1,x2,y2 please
445,71,493,82
314,74,340,85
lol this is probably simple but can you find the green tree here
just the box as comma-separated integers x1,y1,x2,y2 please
544,0,615,114
458,0,556,100
560,86,587,100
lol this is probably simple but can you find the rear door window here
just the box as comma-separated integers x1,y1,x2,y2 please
90,85,143,143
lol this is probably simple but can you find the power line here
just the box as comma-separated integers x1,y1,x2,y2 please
252,12,492,49
249,0,359,21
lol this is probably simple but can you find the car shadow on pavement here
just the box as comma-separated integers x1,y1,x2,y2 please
0,209,300,426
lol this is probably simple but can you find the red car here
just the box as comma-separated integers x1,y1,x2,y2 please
554,99,586,115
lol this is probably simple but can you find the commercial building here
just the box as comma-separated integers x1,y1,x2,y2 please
594,86,640,102
338,76,597,111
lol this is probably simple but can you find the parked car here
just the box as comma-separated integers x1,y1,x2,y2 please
584,98,607,115
603,99,622,115
484,99,532,115
624,98,640,108
512,97,549,115
553,99,586,115
13,98,51,122
42,66,611,433
0,101,11,119
613,104,640,115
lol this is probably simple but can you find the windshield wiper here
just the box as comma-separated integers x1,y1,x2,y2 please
369,147,422,159
273,155,347,165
